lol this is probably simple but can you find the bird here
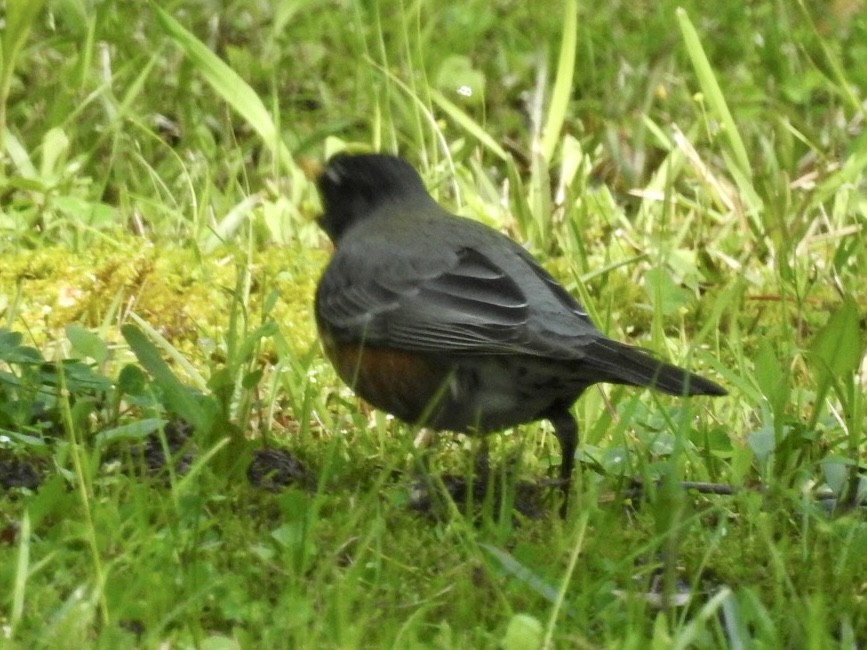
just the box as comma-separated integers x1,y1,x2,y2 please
313,152,726,514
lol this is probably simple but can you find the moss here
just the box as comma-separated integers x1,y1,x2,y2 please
0,237,329,360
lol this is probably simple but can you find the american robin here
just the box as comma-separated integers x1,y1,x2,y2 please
314,153,726,511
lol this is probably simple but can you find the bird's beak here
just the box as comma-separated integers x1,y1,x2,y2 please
297,156,324,183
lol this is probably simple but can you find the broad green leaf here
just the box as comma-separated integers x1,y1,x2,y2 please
434,55,486,108
644,267,693,317
94,418,166,445
809,297,862,384
754,339,786,416
808,296,863,430
122,324,210,433
502,614,543,650
39,127,70,179
66,325,109,364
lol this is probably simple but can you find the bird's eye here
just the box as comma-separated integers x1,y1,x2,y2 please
324,165,344,185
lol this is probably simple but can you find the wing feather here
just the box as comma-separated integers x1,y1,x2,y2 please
315,225,598,358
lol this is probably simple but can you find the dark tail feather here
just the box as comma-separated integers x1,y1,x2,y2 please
588,340,727,397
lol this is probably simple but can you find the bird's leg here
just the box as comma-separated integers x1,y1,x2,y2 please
544,406,578,518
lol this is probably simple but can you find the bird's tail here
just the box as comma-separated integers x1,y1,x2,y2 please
586,339,727,397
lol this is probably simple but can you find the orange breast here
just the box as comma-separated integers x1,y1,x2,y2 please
320,334,453,425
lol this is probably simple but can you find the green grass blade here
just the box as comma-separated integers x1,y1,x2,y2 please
126,313,208,390
813,143,867,206
540,0,577,162
11,510,30,630
1,0,49,135
430,89,509,161
151,2,294,171
675,8,752,181
543,511,588,646
481,543,561,605
527,149,552,249
796,2,861,114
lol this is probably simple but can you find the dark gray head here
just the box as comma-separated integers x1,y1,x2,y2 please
316,153,430,244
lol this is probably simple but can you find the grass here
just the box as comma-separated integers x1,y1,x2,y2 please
1,0,866,647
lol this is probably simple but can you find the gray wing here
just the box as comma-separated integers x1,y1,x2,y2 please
315,234,601,357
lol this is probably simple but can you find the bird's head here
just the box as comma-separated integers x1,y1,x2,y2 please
316,153,429,244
